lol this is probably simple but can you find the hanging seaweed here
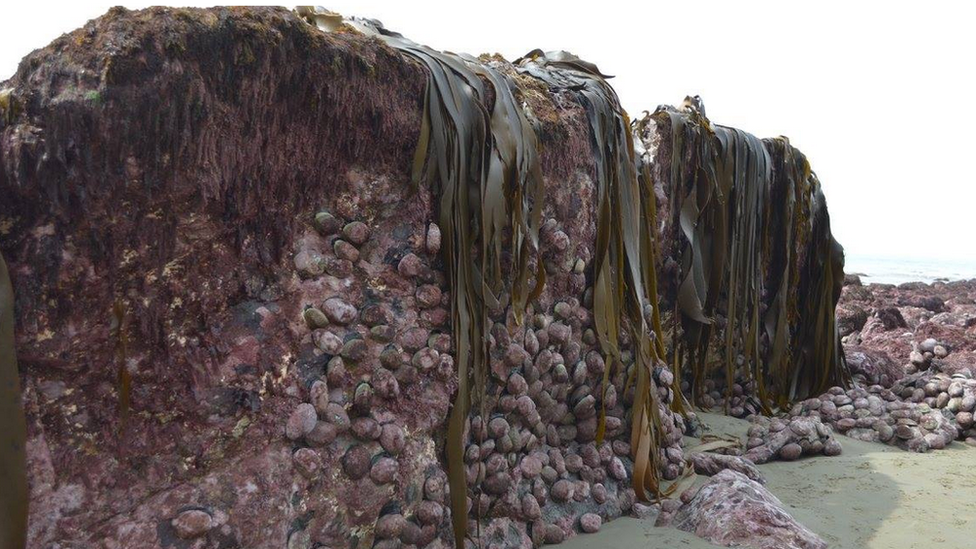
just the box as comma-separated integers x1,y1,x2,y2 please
0,252,28,549
298,8,546,546
515,51,669,502
648,101,849,413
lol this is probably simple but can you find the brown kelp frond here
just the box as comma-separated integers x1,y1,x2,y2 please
647,100,849,414
298,8,546,546
0,252,28,549
515,51,668,502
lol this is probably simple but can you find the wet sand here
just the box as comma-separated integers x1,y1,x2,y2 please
563,412,976,549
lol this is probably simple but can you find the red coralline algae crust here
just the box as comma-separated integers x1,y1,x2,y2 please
1,6,688,548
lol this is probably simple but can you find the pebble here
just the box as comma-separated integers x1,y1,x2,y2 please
342,445,371,479
341,221,369,245
380,423,406,454
417,501,443,525
545,524,566,544
309,380,330,413
426,223,441,254
375,513,404,539
551,479,575,502
608,457,627,480
484,472,512,495
340,338,367,362
522,493,542,519
313,330,343,354
416,284,442,308
397,253,423,278
293,448,321,478
351,417,381,440
285,403,317,440
579,513,602,534
779,443,802,461
373,369,400,399
322,297,357,325
520,454,543,478
313,211,341,235
322,402,350,431
424,474,446,502
333,240,360,262
306,421,337,446
303,307,329,329
370,457,398,484
172,510,213,539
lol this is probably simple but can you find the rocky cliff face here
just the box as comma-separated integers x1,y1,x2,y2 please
0,6,847,548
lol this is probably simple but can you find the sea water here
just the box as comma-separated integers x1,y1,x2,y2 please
844,254,976,286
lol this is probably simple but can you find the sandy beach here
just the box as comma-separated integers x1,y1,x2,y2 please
564,412,976,549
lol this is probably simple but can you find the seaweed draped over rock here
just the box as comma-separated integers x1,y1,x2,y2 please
514,51,670,503
646,105,849,413
300,9,549,546
301,8,678,543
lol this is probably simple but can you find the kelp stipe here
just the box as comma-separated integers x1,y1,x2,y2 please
0,252,28,549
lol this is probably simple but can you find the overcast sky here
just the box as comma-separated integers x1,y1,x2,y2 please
3,1,974,264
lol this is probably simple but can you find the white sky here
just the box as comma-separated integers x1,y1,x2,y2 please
3,1,974,263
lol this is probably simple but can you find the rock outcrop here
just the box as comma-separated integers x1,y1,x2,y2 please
0,6,850,548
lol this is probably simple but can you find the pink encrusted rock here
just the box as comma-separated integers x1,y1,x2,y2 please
306,421,337,447
672,470,827,549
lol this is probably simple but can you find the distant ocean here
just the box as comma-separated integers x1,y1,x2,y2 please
844,254,976,286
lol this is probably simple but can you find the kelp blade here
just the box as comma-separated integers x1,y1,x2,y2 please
649,104,849,414
0,252,28,549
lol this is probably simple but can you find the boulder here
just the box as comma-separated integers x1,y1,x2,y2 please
672,470,827,549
